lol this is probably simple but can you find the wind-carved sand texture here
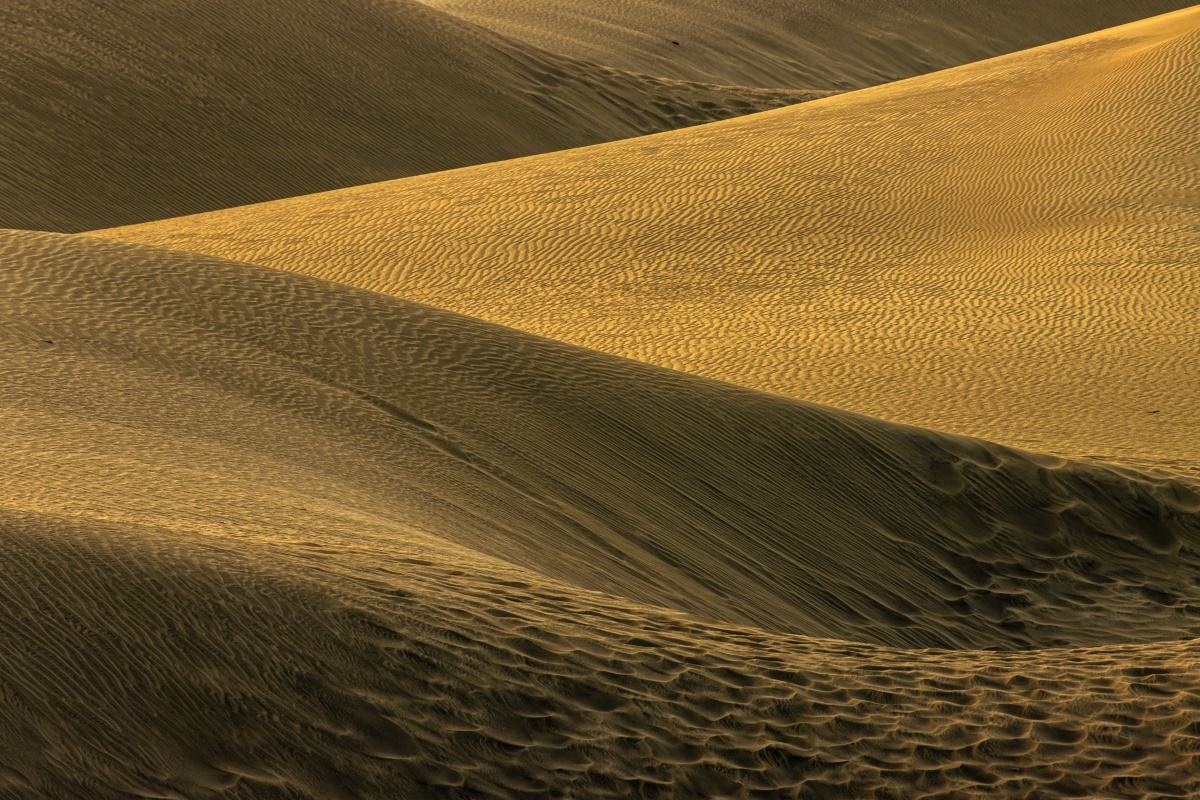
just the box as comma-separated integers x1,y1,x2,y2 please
0,0,819,233
425,0,1193,88
99,7,1200,475
2,1,1199,797
4,230,1200,797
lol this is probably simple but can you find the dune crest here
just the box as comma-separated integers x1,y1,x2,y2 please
8,230,1200,651
426,0,1194,88
3,230,1200,796
0,0,817,233
98,7,1200,474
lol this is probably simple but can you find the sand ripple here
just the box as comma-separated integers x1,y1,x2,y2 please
427,0,1191,89
99,8,1200,475
7,230,1200,651
0,0,816,232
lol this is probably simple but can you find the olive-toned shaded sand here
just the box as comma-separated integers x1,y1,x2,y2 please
3,2,1199,798
100,7,1200,475
0,0,818,233
428,0,1192,88
6,0,1183,234
3,230,1200,797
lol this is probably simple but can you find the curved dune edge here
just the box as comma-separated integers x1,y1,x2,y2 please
8,229,1200,652
0,0,819,233
425,0,1194,89
5,508,1200,798
96,7,1200,475
3,230,1200,796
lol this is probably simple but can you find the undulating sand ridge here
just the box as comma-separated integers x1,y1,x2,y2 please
6,507,1200,798
4,230,1200,797
99,7,1200,475
14,230,1200,651
0,0,817,233
424,0,1194,89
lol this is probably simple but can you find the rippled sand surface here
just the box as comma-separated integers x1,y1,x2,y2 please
427,0,1191,88
4,231,1200,797
100,8,1200,474
0,0,816,232
3,2,1199,798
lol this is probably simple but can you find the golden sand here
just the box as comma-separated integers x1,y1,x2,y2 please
1,2,1198,797
0,0,814,233
99,7,1200,474
3,230,1200,796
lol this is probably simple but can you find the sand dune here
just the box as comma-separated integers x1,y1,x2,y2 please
100,7,1200,476
8,510,1200,799
0,0,816,233
5,2,1198,797
4,229,1200,796
425,0,1194,88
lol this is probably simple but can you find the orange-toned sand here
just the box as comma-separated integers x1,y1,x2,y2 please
99,7,1200,475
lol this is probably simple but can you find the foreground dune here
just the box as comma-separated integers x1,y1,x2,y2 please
426,0,1193,88
8,509,1200,799
0,0,816,233
100,7,1200,475
3,230,1200,796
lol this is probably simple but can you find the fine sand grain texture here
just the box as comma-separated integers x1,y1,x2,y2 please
0,0,817,233
425,0,1194,88
3,230,1200,797
100,7,1200,474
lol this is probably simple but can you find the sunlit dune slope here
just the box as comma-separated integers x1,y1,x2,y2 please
424,0,1193,89
5,230,1200,797
101,8,1200,474
0,0,815,233
11,229,1200,651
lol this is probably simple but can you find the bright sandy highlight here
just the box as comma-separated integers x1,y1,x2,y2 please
99,8,1200,474
4,230,1200,796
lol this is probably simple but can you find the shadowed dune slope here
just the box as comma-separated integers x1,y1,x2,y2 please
5,230,1200,797
425,0,1194,89
6,510,1200,799
10,229,1200,652
101,8,1200,474
0,0,815,233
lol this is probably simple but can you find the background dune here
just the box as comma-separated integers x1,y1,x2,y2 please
426,0,1194,89
100,7,1200,476
4,230,1200,796
0,0,815,233
5,0,1184,234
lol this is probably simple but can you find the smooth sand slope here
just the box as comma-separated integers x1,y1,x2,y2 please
426,0,1194,89
4,230,1200,796
0,0,815,233
101,8,1200,475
